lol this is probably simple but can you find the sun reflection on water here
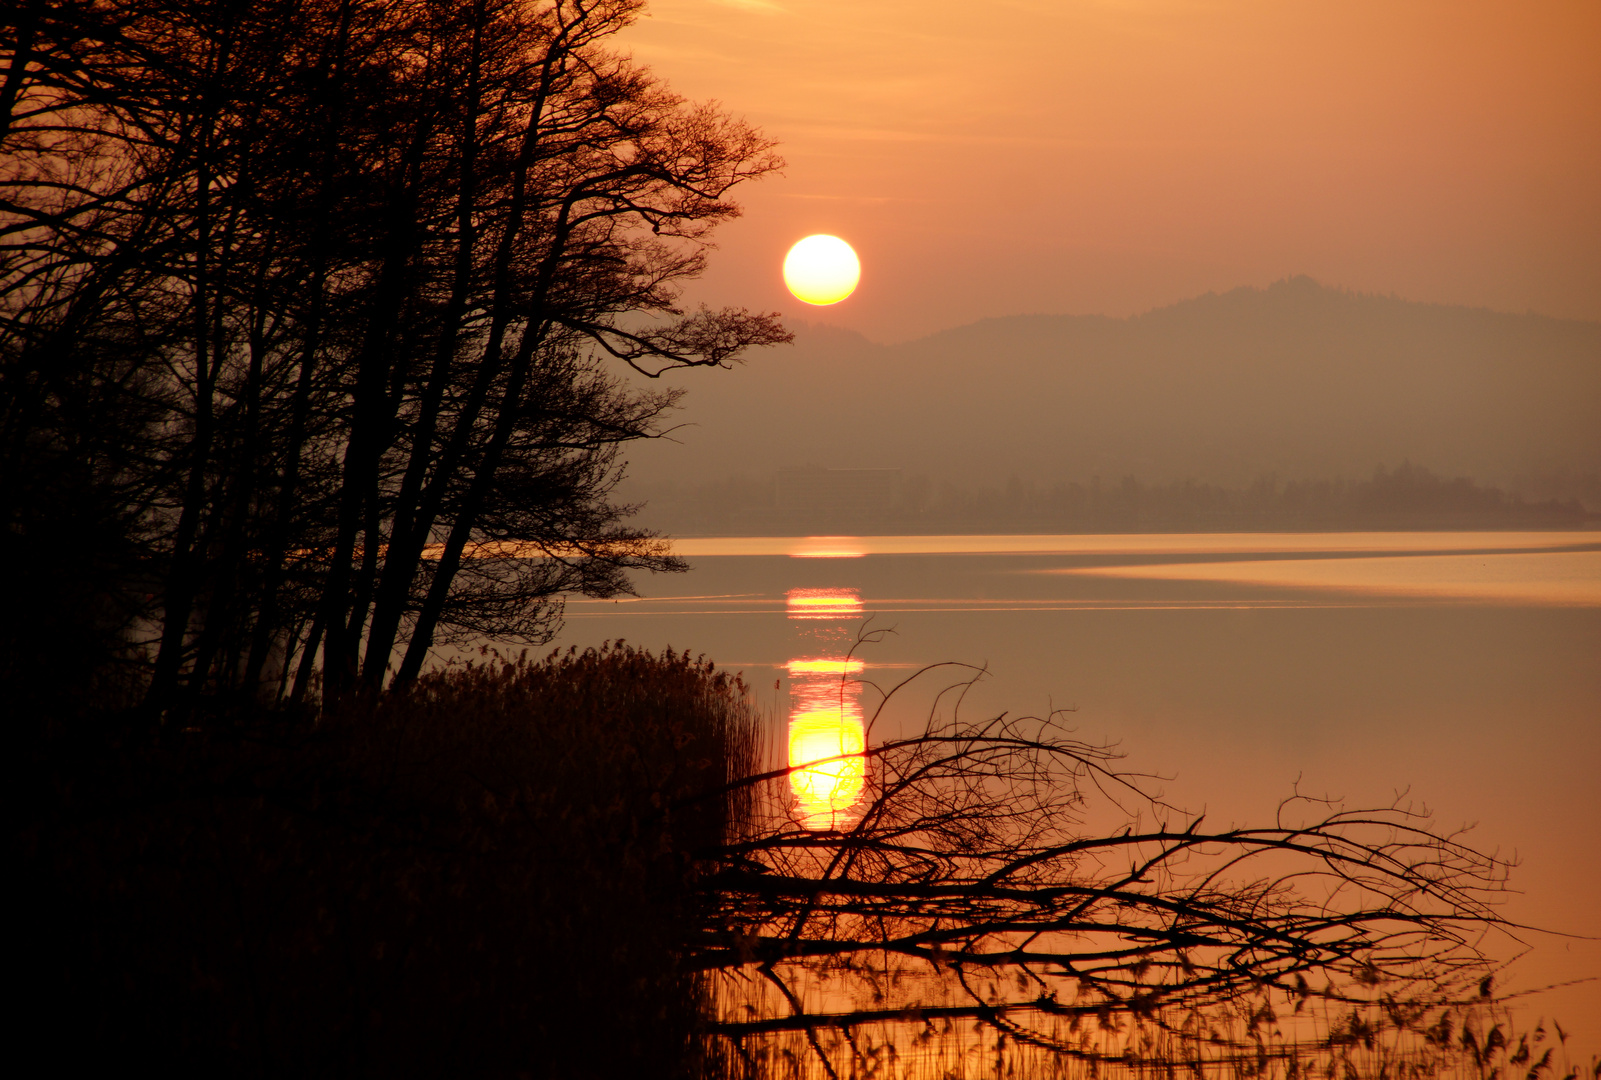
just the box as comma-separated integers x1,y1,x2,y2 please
784,589,868,829
785,587,865,619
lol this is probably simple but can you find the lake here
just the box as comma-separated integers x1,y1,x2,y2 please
549,530,1601,1051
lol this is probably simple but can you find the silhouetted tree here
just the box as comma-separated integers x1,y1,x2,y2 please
1,0,788,723
0,0,183,731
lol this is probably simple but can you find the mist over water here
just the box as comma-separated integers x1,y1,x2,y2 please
556,530,1601,1049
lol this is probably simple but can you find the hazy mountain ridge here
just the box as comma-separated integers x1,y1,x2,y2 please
627,278,1600,509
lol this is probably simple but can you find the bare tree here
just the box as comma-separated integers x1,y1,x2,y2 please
689,657,1515,1076
1,0,789,722
0,0,193,724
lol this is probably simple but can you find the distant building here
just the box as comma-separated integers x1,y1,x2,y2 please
774,467,900,521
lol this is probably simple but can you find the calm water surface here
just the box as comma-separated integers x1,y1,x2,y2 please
550,531,1601,1046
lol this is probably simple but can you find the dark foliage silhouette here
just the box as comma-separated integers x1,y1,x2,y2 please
1,0,788,726
19,645,756,1078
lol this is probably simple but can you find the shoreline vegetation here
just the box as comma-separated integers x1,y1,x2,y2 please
630,463,1598,538
19,645,1596,1079
20,647,748,1076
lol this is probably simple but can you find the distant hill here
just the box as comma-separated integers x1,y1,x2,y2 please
627,278,1601,503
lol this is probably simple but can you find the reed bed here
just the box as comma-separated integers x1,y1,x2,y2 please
19,643,761,1078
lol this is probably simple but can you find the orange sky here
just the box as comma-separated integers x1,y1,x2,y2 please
624,0,1601,342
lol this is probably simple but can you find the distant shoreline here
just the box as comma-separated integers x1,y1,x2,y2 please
631,462,1599,539
657,529,1601,554
659,518,1600,540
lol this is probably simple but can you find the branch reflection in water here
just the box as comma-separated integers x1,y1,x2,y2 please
703,639,1542,1079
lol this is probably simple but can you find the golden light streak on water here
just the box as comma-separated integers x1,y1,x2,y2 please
666,531,1601,559
785,588,864,619
786,704,867,829
786,658,865,676
784,589,869,828
1058,549,1601,605
788,536,867,559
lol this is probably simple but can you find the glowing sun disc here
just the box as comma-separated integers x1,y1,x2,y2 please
783,235,860,306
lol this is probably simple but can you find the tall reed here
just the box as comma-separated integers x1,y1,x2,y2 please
19,643,763,1078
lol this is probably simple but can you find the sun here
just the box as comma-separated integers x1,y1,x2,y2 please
783,235,860,306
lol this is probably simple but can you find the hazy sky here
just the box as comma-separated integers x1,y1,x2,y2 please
624,0,1601,342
